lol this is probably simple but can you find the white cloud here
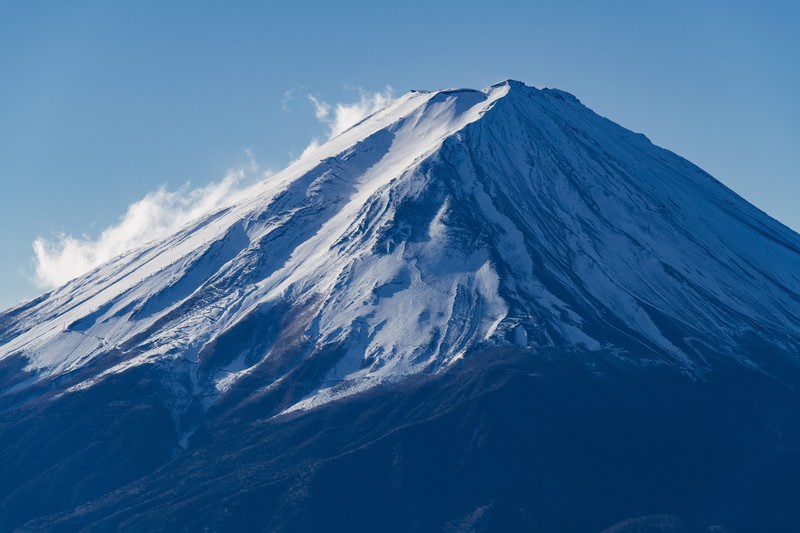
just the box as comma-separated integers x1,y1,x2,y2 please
243,147,258,172
325,87,395,138
300,86,395,159
31,162,267,289
299,138,321,160
281,88,300,113
29,86,395,289
308,94,331,121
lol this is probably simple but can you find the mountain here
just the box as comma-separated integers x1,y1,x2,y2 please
1,80,799,532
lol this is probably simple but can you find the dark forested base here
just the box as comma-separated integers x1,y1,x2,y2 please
4,351,800,532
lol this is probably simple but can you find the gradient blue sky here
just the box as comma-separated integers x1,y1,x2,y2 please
1,0,798,309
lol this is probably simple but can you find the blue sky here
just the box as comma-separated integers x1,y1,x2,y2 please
1,0,798,309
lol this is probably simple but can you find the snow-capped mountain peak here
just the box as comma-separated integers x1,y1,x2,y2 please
2,80,799,415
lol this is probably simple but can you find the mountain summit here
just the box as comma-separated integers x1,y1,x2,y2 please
3,80,798,410
1,81,800,531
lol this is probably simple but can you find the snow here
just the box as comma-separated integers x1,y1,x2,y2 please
2,80,800,414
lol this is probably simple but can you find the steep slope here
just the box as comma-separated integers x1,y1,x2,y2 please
2,80,800,532
2,81,798,417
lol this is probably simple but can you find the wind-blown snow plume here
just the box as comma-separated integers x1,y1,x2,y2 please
310,87,395,138
29,87,393,289
302,87,395,159
32,170,246,288
6,80,800,418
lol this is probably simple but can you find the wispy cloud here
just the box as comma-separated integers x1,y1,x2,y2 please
299,86,395,159
31,155,269,289
30,86,395,289
309,86,394,138
308,94,331,121
281,88,296,113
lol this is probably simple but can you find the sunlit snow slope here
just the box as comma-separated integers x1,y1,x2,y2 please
2,80,799,414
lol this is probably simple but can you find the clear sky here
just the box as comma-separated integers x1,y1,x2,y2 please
1,0,798,310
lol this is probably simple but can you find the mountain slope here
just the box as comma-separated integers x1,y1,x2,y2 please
1,80,800,531
2,80,798,414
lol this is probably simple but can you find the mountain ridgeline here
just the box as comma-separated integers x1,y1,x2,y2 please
1,81,799,532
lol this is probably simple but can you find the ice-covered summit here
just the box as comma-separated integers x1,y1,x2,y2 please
2,81,799,414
